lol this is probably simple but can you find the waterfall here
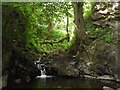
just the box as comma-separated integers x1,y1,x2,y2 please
40,67,47,78
35,58,50,78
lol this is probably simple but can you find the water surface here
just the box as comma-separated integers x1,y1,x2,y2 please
23,77,120,89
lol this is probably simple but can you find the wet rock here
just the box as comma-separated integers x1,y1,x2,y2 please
116,88,120,90
57,65,79,77
46,61,79,77
14,79,21,84
103,86,114,90
97,75,115,81
2,75,8,88
5,48,40,87
84,75,96,79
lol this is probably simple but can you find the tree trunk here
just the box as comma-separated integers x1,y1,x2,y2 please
70,2,86,54
74,2,86,40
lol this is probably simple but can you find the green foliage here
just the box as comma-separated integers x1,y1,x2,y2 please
101,34,113,42
86,23,96,35
83,2,94,20
3,1,114,55
3,2,74,53
39,41,71,54
48,29,66,40
2,4,27,45
86,23,113,42
83,2,113,43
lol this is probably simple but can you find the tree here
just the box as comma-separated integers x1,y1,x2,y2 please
70,2,86,54
74,2,86,40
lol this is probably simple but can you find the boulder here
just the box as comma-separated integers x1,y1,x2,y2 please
103,86,114,90
117,88,120,90
97,75,115,81
2,75,8,88
45,60,79,77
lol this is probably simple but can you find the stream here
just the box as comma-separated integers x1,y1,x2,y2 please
2,59,120,90
28,77,120,89
4,76,120,89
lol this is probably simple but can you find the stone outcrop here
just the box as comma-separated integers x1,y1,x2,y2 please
46,61,79,77
2,5,39,88
41,53,79,77
66,1,120,82
113,1,120,82
91,2,116,27
88,1,120,82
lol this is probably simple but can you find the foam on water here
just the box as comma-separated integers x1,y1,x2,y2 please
36,75,52,78
35,58,53,79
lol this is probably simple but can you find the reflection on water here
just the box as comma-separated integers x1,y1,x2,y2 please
3,77,120,89
25,77,120,89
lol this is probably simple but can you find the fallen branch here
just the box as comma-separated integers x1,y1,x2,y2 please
39,36,69,45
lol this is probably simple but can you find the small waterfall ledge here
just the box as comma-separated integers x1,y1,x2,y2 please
34,58,52,78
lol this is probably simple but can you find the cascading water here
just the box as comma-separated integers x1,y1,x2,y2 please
40,67,47,78
34,58,51,78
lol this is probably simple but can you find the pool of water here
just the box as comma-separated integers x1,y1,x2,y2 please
4,76,120,89
24,76,120,89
